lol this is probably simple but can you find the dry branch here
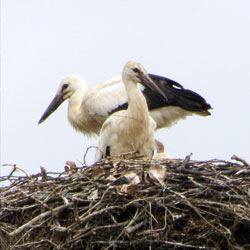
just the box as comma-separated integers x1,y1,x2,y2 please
1,156,250,249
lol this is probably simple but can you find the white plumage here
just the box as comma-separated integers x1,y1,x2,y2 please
95,61,168,161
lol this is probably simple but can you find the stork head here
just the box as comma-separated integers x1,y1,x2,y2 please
38,75,87,124
122,61,168,101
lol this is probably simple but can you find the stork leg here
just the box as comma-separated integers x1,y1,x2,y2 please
153,139,171,160
155,139,165,154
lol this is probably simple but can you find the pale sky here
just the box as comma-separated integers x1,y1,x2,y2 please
1,0,250,178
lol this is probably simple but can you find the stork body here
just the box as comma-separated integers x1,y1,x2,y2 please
95,61,168,161
39,71,212,137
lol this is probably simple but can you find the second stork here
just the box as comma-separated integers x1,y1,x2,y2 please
95,61,168,161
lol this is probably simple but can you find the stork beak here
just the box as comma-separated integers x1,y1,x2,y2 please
140,73,168,102
38,93,65,124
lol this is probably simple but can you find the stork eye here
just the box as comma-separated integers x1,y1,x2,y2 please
62,83,69,91
133,68,140,73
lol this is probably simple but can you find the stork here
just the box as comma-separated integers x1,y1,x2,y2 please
38,71,211,137
95,61,168,161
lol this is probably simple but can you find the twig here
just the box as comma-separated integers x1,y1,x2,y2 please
9,204,69,237
231,155,250,166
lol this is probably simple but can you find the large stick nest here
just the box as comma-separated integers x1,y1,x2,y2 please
1,155,250,250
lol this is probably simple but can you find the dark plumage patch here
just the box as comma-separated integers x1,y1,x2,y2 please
108,74,212,115
145,74,212,113
108,103,128,115
105,146,111,157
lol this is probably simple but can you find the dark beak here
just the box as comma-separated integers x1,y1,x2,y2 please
38,93,65,124
140,72,168,102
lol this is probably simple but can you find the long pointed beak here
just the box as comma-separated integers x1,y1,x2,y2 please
140,73,168,102
38,93,65,124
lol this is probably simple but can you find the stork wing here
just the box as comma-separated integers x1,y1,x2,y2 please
83,74,211,127
145,74,212,114
83,77,128,120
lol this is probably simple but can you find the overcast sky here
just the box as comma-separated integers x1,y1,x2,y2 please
1,0,250,179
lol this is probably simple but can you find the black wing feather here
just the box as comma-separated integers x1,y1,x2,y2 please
109,74,212,115
147,74,212,112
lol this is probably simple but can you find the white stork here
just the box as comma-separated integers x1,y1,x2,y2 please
38,70,211,137
95,61,168,161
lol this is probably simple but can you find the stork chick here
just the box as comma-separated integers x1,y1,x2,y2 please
95,61,168,161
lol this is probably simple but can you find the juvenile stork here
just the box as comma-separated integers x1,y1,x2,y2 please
38,68,211,136
95,61,168,161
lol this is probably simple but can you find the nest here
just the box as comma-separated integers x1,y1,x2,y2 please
1,154,250,250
